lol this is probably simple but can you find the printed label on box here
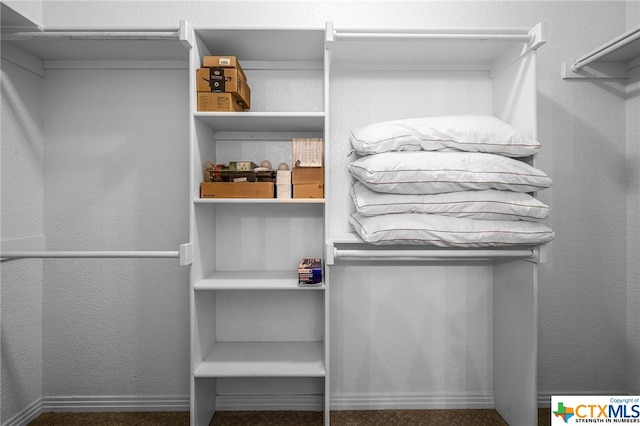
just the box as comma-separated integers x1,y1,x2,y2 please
293,138,323,167
298,257,323,285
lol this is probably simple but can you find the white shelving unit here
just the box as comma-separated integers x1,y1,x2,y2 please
187,24,329,426
188,20,549,426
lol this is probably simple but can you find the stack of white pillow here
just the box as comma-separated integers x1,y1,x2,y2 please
347,114,555,247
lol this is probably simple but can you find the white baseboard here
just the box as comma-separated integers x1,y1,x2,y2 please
329,392,494,411
215,392,494,412
2,395,190,426
41,395,190,412
216,394,324,411
3,399,42,426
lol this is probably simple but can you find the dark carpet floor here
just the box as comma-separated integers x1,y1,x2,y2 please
28,408,552,425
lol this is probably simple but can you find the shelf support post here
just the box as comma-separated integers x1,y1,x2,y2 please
325,242,335,266
180,243,194,266
179,20,194,49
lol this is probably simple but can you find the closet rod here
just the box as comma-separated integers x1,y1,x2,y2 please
1,250,177,258
0,244,194,265
572,26,640,71
333,248,535,260
333,32,531,42
2,31,180,41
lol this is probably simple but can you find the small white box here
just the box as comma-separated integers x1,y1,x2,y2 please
276,170,292,185
276,184,292,199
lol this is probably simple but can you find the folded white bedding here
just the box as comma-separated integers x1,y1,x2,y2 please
350,182,551,221
350,212,555,247
350,114,541,157
349,151,552,195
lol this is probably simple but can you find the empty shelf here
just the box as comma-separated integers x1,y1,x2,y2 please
194,341,325,377
194,271,324,290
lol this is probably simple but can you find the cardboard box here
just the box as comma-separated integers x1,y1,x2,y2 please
203,55,243,70
292,167,324,185
293,183,324,199
200,182,274,198
292,138,323,167
197,93,245,112
196,67,251,109
298,257,323,285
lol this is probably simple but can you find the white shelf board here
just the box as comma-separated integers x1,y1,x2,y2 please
329,31,531,70
194,112,325,133
194,271,324,290
194,197,324,204
577,25,640,64
4,36,188,62
331,232,540,251
194,28,325,63
329,232,366,244
194,341,325,377
562,25,640,79
600,37,640,63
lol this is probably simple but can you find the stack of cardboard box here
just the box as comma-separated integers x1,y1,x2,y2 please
291,138,324,198
197,56,251,112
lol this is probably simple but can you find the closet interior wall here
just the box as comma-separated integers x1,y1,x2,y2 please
1,25,192,424
41,65,190,399
1,47,45,426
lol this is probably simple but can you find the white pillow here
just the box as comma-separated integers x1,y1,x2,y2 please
350,114,541,157
350,212,555,247
348,151,552,194
350,182,551,221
